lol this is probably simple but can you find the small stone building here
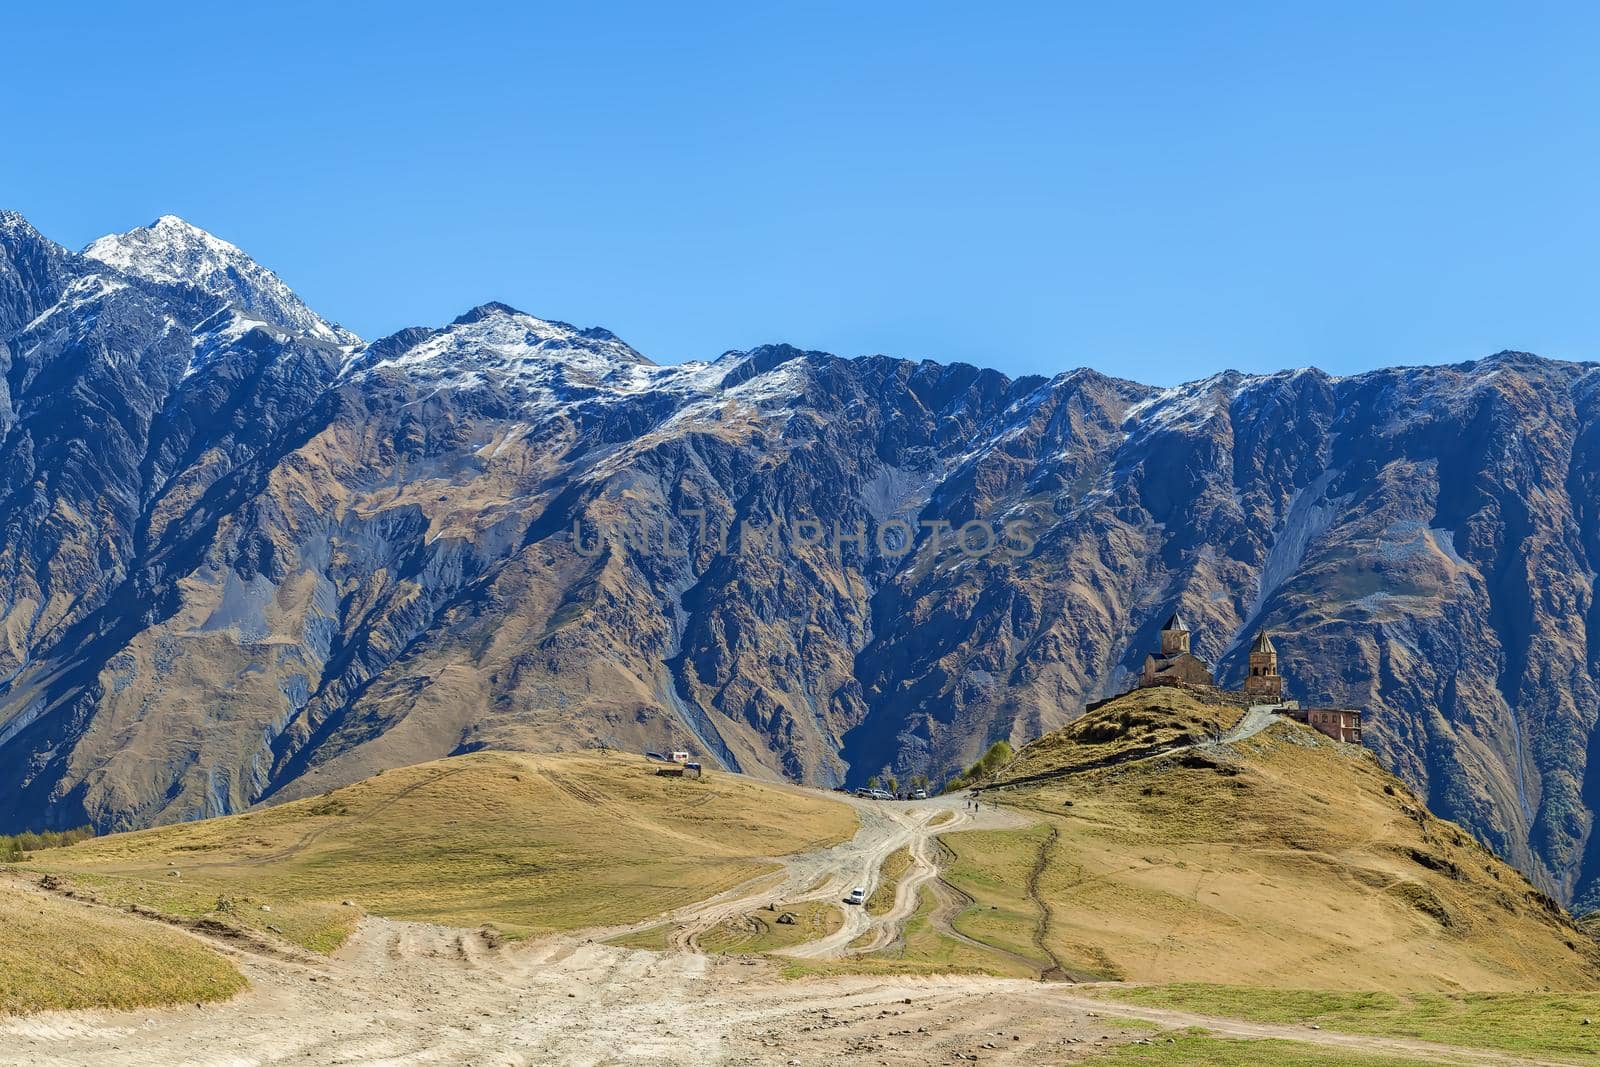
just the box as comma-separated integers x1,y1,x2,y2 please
1140,613,1215,688
1295,707,1363,744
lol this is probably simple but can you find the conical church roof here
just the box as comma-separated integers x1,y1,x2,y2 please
1251,630,1276,653
1162,612,1189,632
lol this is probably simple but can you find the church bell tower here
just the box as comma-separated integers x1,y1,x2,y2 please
1243,630,1283,701
1159,613,1191,656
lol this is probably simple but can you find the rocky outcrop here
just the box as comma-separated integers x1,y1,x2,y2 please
4,212,1600,909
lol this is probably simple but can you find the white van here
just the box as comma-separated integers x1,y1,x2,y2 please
845,887,867,906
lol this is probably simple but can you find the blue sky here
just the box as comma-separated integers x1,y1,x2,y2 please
6,2,1599,383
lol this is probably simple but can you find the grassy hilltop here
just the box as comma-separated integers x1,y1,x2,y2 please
818,687,1600,1064
999,689,1598,990
15,751,856,955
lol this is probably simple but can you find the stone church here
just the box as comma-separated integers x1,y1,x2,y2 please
1137,613,1361,743
1139,613,1215,687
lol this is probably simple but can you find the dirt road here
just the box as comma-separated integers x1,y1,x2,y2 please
3,919,1560,1066
0,791,1553,1066
589,792,1023,960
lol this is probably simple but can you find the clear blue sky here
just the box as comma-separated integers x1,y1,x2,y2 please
7,2,1599,383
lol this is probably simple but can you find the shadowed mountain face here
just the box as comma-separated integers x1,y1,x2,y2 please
3,211,1600,908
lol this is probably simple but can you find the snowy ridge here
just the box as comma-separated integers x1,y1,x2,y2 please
352,301,652,381
347,301,807,418
0,209,46,240
648,356,812,430
1120,367,1338,436
83,215,360,349
187,308,291,379
21,273,128,336
1121,371,1248,433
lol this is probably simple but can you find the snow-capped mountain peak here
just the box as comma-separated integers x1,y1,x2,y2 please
0,209,44,240
83,215,360,349
345,301,818,424
348,301,679,399
353,302,648,381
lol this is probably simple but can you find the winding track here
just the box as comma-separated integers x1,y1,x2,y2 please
592,791,1026,959
605,709,1291,963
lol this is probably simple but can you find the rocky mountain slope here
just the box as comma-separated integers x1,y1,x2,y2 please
3,209,1600,910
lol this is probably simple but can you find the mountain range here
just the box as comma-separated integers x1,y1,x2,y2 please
2,209,1599,911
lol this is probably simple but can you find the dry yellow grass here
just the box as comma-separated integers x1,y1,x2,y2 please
27,751,857,950
949,689,1600,991
1000,686,1239,780
0,881,245,1015
604,922,677,951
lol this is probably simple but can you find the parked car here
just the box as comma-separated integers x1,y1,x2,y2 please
869,789,894,801
910,789,928,800
845,887,867,905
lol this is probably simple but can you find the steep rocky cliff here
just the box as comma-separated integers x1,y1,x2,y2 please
3,210,1600,909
